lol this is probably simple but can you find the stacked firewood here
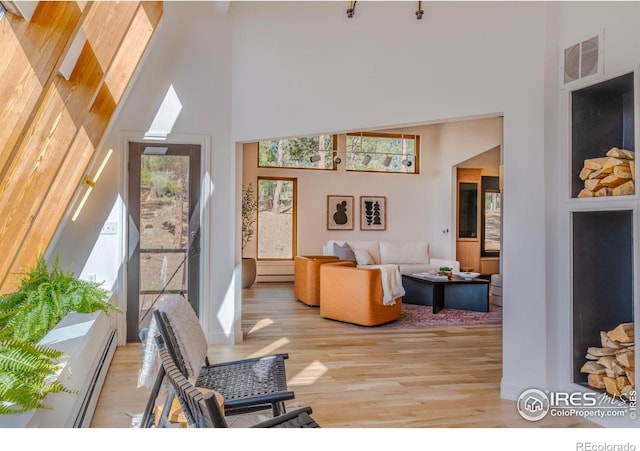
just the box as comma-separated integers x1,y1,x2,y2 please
577,147,635,198
580,323,635,399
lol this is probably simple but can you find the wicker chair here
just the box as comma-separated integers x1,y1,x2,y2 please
140,295,295,427
156,335,320,428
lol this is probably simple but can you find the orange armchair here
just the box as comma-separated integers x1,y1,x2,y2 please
294,255,341,306
319,263,402,326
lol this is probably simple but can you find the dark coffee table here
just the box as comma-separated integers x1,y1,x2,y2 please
401,274,490,313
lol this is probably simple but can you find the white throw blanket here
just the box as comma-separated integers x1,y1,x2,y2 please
138,294,208,388
364,264,405,305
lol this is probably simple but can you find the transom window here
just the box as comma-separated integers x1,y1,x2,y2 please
346,132,419,173
258,135,336,170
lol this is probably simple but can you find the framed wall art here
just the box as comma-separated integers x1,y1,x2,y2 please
327,195,354,230
360,196,386,231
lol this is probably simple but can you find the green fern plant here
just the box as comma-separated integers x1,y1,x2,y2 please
0,255,120,343
0,339,76,414
0,254,121,414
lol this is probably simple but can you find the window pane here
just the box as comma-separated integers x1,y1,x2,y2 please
346,133,417,173
257,179,295,259
484,191,501,252
259,136,334,169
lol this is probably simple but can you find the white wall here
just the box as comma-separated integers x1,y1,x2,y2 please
51,2,238,344
232,1,548,399
49,1,588,405
546,2,640,426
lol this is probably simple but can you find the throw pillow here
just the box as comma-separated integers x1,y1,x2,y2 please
333,242,356,261
352,248,375,265
380,241,429,264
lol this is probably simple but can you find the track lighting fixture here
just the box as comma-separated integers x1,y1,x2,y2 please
402,158,413,167
362,154,372,166
334,156,342,164
383,155,392,167
347,1,356,18
346,1,424,20
310,154,321,163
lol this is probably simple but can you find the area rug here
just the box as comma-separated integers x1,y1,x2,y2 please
370,303,502,329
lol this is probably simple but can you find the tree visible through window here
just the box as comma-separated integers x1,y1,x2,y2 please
346,132,418,173
257,177,297,260
259,135,336,170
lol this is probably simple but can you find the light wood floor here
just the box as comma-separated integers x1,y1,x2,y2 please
90,282,597,428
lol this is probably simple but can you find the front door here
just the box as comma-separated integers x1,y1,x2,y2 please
127,142,201,342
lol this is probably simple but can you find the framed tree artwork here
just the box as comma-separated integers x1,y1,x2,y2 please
360,196,386,231
327,195,354,230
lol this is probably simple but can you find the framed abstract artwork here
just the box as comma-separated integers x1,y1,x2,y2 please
360,196,386,231
327,195,354,230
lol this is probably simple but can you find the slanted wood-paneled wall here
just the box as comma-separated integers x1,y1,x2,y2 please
0,1,163,293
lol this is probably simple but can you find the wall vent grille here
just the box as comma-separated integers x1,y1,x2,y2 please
564,35,599,85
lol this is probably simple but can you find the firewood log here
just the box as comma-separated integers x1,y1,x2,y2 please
621,384,634,399
613,164,633,179
601,173,629,188
612,180,635,196
583,157,609,170
602,157,627,172
616,376,631,390
578,189,594,198
603,376,621,396
597,355,618,369
584,178,603,192
616,349,635,370
595,187,613,196
606,147,635,160
601,331,623,349
580,167,594,180
588,347,617,357
581,361,606,374
588,373,607,389
630,161,635,181
607,323,635,343
588,169,607,179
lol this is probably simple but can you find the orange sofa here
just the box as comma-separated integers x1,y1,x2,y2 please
294,255,342,306
319,262,402,326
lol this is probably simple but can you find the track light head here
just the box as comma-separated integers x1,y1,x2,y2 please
362,154,372,166
383,155,392,167
347,1,356,18
334,156,342,164
310,154,321,163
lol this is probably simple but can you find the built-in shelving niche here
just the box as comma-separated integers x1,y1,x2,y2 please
572,210,634,385
570,70,636,393
571,71,635,198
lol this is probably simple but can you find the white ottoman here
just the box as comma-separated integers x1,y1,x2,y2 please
490,274,503,306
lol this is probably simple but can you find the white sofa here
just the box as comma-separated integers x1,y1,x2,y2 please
323,240,460,275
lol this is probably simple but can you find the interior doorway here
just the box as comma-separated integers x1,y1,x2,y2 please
126,142,201,342
455,146,502,275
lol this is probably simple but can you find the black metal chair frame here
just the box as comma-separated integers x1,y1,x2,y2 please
155,335,320,428
140,309,295,427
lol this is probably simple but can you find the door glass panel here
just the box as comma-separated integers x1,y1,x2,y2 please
458,182,478,238
483,191,501,253
138,154,190,324
257,178,295,259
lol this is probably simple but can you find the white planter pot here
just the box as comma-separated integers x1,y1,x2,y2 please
242,257,257,288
